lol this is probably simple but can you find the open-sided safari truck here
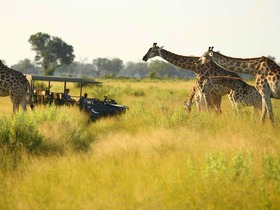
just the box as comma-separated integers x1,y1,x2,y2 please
26,75,128,120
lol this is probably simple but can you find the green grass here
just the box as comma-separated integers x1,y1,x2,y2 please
0,78,280,209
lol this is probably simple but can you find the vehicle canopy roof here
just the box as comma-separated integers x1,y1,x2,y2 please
26,75,102,98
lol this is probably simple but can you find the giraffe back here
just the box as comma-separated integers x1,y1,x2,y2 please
202,76,262,109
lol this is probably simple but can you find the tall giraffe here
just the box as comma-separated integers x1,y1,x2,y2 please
197,47,280,124
200,76,262,113
142,43,242,113
0,60,32,112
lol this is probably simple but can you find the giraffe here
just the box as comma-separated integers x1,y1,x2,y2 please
183,86,197,114
197,47,280,124
200,76,262,113
142,43,242,113
0,60,32,112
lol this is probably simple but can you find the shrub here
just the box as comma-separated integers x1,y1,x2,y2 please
0,111,42,152
0,111,43,172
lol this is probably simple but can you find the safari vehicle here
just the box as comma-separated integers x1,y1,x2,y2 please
26,75,102,105
27,75,128,120
80,96,128,121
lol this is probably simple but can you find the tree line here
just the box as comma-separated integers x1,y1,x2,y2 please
10,57,195,79
5,32,279,79
6,32,194,79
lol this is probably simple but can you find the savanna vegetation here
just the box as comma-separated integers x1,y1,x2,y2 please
1,78,280,210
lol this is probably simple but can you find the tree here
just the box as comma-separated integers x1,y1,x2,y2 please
148,60,178,78
110,58,124,76
93,58,124,77
122,62,149,78
11,59,40,75
28,32,75,75
93,58,109,77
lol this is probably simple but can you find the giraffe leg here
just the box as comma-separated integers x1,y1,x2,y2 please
202,93,212,111
195,89,205,113
10,93,24,113
20,92,28,112
263,98,274,124
12,100,20,113
259,87,273,124
21,100,27,112
195,95,202,113
260,98,267,123
229,93,241,115
195,91,205,114
213,96,222,114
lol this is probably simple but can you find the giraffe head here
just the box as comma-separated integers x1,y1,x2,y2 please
142,43,164,62
195,46,214,66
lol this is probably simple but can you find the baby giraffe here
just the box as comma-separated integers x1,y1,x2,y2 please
200,76,262,113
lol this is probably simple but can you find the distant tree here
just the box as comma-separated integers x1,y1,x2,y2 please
147,60,195,78
110,58,124,76
148,60,179,78
123,62,149,78
93,58,109,77
93,58,124,77
11,59,40,75
28,32,75,75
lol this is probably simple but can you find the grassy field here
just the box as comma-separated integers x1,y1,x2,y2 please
1,78,280,210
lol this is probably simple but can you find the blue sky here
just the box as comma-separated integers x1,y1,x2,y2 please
1,0,280,66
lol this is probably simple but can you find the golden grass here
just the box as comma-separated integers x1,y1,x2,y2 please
1,78,280,209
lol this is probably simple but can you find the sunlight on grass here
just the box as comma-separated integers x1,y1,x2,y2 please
1,78,280,209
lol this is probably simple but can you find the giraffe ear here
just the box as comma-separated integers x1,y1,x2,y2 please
160,46,164,49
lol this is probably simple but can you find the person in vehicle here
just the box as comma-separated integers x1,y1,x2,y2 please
62,88,76,105
78,93,88,110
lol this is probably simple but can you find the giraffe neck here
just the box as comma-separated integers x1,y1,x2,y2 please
160,49,199,73
200,59,241,78
208,76,251,91
212,52,263,75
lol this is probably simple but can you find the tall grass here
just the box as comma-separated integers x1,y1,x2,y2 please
0,78,280,209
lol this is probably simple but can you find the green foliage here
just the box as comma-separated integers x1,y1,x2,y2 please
0,111,43,172
262,154,280,191
148,60,194,78
33,81,49,89
28,32,75,75
0,111,42,152
11,58,39,75
93,57,123,77
148,71,158,78
1,79,280,209
204,151,253,180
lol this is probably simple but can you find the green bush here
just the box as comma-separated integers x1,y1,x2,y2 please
0,111,42,152
0,111,43,172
